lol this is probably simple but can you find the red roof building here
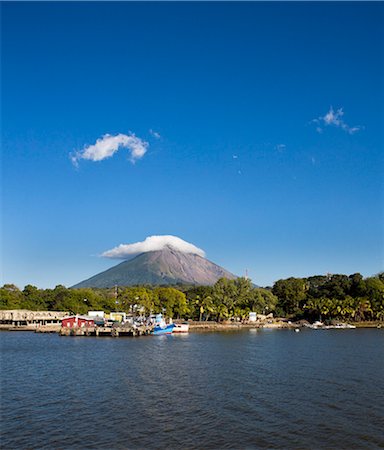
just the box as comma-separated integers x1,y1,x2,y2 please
61,315,95,328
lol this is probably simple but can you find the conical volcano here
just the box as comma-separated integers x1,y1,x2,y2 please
72,247,237,288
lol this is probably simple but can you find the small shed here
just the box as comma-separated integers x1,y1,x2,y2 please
249,312,257,322
61,315,95,328
88,311,105,318
108,312,126,323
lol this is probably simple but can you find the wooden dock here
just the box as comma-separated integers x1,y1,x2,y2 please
59,324,153,337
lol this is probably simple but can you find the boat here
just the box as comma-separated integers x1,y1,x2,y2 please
324,323,356,329
151,313,175,335
152,323,175,335
304,321,356,330
173,322,189,333
304,321,324,329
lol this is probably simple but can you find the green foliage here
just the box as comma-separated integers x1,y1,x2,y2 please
249,288,278,315
185,286,214,320
1,272,383,322
153,287,188,318
212,278,238,318
272,278,307,315
287,273,384,321
0,284,23,309
117,287,155,314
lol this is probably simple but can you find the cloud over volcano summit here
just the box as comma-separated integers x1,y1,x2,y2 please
101,235,206,259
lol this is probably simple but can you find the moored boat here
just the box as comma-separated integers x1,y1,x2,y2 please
304,321,356,330
173,322,189,333
304,321,324,329
324,323,356,329
151,313,175,335
152,323,175,335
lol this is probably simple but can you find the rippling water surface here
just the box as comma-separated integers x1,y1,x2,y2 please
1,329,384,449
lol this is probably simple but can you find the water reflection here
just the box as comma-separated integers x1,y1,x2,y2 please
1,330,384,449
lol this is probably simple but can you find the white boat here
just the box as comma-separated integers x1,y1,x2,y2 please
305,321,356,330
304,321,324,329
324,323,356,329
173,322,189,333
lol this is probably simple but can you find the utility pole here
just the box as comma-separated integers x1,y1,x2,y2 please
114,285,119,308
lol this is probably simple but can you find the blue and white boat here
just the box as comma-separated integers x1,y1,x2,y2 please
152,323,175,335
151,313,175,335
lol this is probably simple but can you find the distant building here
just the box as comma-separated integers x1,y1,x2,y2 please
249,312,257,322
0,310,68,327
61,315,95,328
88,311,105,318
107,312,126,323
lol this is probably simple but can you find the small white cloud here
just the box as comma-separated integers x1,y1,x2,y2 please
275,144,286,152
71,132,148,166
323,107,344,126
102,235,206,259
232,155,238,159
348,126,361,135
313,107,362,134
149,129,161,139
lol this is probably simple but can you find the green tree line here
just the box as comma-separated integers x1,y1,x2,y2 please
1,272,383,322
272,272,384,321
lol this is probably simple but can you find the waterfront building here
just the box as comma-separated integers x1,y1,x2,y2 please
0,310,67,328
61,315,95,328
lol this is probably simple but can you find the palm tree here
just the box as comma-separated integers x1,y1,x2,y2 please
216,304,229,322
202,295,214,321
355,297,373,321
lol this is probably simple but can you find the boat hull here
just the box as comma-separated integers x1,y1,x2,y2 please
173,323,189,333
152,324,175,335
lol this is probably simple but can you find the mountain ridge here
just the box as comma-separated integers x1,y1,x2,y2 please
72,247,237,288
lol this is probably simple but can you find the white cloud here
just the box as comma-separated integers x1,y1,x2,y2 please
71,133,148,166
313,107,362,134
348,126,362,134
323,107,344,126
149,129,161,139
102,235,206,259
275,144,286,152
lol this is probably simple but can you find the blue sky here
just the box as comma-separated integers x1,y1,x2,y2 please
1,2,383,288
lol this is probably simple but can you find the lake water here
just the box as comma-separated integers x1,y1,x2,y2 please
1,329,383,449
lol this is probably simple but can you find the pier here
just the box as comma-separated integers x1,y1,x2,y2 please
59,324,153,337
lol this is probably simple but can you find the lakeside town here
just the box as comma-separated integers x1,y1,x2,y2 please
0,305,380,338
1,272,384,331
2,2,383,449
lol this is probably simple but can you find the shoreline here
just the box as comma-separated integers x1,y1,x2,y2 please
2,324,382,333
0,320,382,333
188,320,383,331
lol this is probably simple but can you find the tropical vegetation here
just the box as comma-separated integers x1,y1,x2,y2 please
1,272,383,322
